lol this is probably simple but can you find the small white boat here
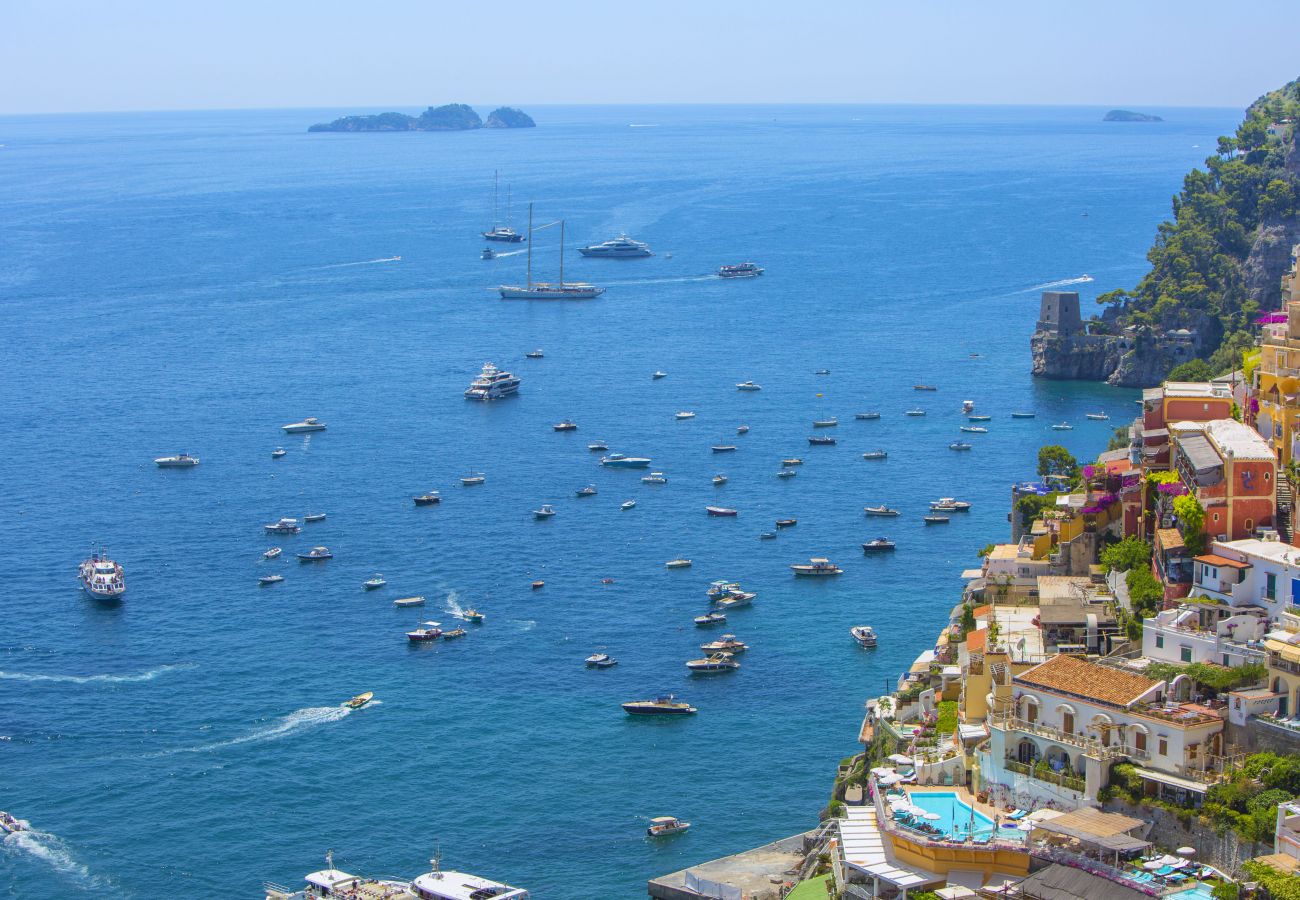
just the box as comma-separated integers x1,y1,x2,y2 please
905,408,926,416
855,412,881,420
533,504,556,519
297,546,333,561
665,558,692,569
777,468,797,479
713,474,727,486
642,472,667,485
706,506,737,516
962,400,975,413
393,596,426,607
864,505,899,517
264,517,301,534
949,441,973,451
812,417,838,428
271,447,287,458
553,419,578,431
262,547,282,559
461,472,486,486
675,411,696,420
588,441,609,452
862,450,887,460
1052,422,1074,431
482,247,498,260
711,444,738,452
736,381,762,391
303,513,326,523
258,574,284,586
363,574,386,590
931,497,971,512
687,652,740,673
736,425,750,434
694,611,726,626
700,635,748,653
576,485,598,497
0,812,27,835
525,348,544,358
621,499,636,510
790,557,843,576
647,816,692,837
923,514,951,525
960,426,988,433
652,371,667,379
1086,412,1109,421
850,625,878,648
154,452,199,468
585,652,618,668
282,417,327,433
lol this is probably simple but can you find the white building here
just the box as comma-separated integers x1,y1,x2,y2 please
1141,605,1267,668
1191,538,1300,622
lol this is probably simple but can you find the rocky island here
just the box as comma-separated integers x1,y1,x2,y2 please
308,104,535,133
1103,108,1163,122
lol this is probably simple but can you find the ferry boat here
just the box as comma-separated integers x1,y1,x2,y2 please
263,547,282,559
297,546,333,561
949,441,973,451
850,625,878,648
413,492,441,505
482,170,526,243
718,262,763,278
790,557,842,576
272,447,287,458
525,349,544,359
0,812,27,835
533,504,556,519
154,452,199,467
588,440,609,452
622,695,697,716
460,473,486,486
363,574,386,590
700,635,748,654
647,816,691,837
862,450,888,460
855,412,881,420
553,419,578,431
711,444,738,452
576,485,598,497
500,204,604,299
406,621,443,642
1086,412,1110,421
862,538,896,553
642,472,668,484
665,558,693,568
686,652,739,673
1010,411,1036,419
464,362,521,400
578,235,652,258
736,381,762,391
813,417,838,428
259,575,284,586
905,408,926,416
601,453,652,468
79,550,125,600
808,436,836,445
706,506,737,516
282,417,327,433
695,611,726,626
864,505,899,517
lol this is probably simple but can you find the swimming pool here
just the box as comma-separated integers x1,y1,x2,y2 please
1168,884,1215,900
905,791,1007,841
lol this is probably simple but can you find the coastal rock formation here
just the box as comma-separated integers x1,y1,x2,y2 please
308,104,534,133
485,107,536,128
1103,109,1163,122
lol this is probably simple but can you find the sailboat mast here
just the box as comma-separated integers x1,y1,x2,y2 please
526,203,533,288
506,184,512,229
559,220,565,287
492,170,500,228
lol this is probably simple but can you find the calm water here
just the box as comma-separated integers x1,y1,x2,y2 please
0,104,1236,898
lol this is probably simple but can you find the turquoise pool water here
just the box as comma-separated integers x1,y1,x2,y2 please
906,792,998,840
1169,884,1215,900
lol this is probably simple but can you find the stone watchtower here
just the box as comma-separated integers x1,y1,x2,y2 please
1036,291,1082,336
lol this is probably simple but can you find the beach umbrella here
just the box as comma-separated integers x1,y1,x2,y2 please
888,753,914,765
923,812,942,821
1143,861,1163,871
1176,847,1196,858
878,774,902,786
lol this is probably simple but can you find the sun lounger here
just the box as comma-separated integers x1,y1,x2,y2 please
1154,866,1176,877
1007,809,1028,820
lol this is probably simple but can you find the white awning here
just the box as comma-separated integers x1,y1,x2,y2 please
1131,766,1212,794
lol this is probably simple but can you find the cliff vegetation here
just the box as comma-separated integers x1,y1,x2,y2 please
309,103,534,132
1103,109,1163,122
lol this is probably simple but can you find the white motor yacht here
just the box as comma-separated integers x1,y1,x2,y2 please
265,517,302,534
464,362,521,400
282,417,327,433
736,381,762,391
790,557,843,576
851,625,878,648
578,235,652,258
642,472,667,484
154,452,199,467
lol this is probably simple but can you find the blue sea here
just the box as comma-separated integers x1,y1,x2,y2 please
0,103,1238,898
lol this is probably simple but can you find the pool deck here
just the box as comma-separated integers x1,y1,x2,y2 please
903,785,1011,829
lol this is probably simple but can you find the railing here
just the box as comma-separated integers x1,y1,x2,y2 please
1268,653,1300,675
1132,704,1223,727
1004,759,1087,792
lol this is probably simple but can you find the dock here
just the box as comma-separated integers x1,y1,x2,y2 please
648,831,815,899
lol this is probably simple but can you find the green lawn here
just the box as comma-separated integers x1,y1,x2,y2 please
787,874,831,899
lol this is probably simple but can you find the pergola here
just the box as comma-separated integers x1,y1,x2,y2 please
1030,809,1150,868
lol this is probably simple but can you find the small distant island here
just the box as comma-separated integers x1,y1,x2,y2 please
308,104,535,133
1103,109,1163,123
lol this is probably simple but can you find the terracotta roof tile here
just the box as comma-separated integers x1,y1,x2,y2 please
972,604,992,618
1195,554,1250,569
1015,655,1158,708
966,629,988,651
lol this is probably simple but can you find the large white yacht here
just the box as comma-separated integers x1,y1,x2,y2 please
464,362,521,400
577,235,652,258
154,452,200,467
79,550,125,600
265,853,530,900
282,417,327,433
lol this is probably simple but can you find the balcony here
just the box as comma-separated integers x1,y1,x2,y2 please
1268,652,1300,676
1132,704,1223,728
1004,758,1087,792
991,713,1149,761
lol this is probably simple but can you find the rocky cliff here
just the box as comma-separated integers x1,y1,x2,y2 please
485,107,535,128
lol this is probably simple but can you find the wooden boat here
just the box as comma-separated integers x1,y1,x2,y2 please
405,622,442,642
782,458,803,466
775,518,797,528
808,436,836,445
413,492,441,505
442,628,467,640
913,385,938,391
344,691,374,709
531,580,545,590
393,596,426,607
706,506,738,516
553,420,578,431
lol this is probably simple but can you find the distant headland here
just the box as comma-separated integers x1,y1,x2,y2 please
308,104,536,133
1102,109,1163,122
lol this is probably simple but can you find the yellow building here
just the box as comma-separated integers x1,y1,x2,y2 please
1257,244,1300,464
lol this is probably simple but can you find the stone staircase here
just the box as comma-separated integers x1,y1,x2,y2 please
1278,476,1294,543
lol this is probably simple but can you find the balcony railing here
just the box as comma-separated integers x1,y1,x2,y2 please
1005,758,1087,792
991,713,1148,761
1268,653,1300,676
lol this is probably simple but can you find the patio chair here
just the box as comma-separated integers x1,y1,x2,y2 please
1007,809,1028,820
1154,866,1176,877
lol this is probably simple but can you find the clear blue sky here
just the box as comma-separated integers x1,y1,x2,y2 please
4,0,1297,113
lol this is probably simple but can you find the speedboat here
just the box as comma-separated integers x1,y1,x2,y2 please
481,247,498,260
813,417,838,428
271,447,287,458
531,580,545,590
588,441,609,452
713,474,728,486
414,491,441,505
1086,412,1110,421
777,468,797,478
344,691,374,709
665,558,692,568
775,518,797,528
1052,422,1074,431
711,444,737,452
462,609,484,623
0,812,27,835
621,499,636,510
259,574,284,586
715,590,755,608
642,472,668,484
442,628,467,640
525,349,544,358
864,505,899,517
736,381,762,391
585,652,618,668
601,453,652,468
923,514,951,525
576,485,598,497
913,385,938,391
623,695,697,716
363,574,386,590
736,424,749,434
461,472,486,486
790,557,843,576
759,531,777,540
814,368,831,375
533,504,556,519
855,412,881,420
931,498,971,511
695,611,726,626
701,634,748,653
808,436,836,445
297,546,333,561
154,452,199,467
949,441,973,451
962,400,975,413
782,458,803,466
862,450,887,460
675,411,696,420
905,408,926,417
553,419,578,431
464,362,521,400
263,547,282,559
406,621,443,642
706,580,741,599
862,538,895,553
264,517,301,534
686,652,739,673
652,371,667,379
578,235,652,258
960,426,988,433
718,262,763,278
393,596,426,607
850,625,878,648
647,816,691,837
1010,411,1035,419
968,414,992,422
303,513,326,523
282,417,326,433
79,549,125,600
706,506,737,516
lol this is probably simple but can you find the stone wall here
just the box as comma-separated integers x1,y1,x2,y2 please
1102,798,1265,877
1227,716,1300,755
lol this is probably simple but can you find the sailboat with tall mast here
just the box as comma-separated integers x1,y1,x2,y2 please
482,170,526,243
499,203,605,300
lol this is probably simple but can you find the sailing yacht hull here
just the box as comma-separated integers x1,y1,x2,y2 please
499,284,604,300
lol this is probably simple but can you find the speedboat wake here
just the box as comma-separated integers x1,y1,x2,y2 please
147,703,373,756
0,663,195,685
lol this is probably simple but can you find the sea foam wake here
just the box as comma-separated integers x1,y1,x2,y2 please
1022,274,1095,293
149,703,370,756
0,663,195,685
3,825,102,888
